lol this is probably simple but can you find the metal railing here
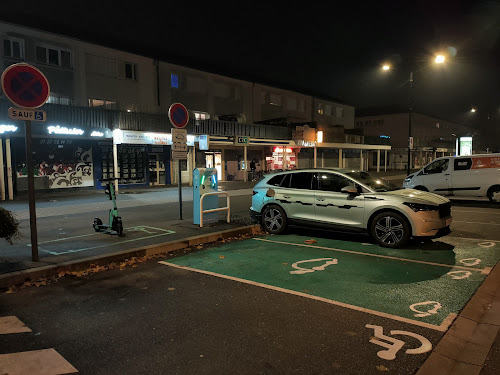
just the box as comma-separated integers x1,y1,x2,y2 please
199,191,230,228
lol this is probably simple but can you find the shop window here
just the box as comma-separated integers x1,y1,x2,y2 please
3,37,24,59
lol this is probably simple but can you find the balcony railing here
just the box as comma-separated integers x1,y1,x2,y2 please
0,100,290,139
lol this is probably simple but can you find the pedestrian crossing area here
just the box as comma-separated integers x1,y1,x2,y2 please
0,316,78,374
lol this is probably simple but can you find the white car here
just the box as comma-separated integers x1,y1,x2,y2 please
403,154,500,202
250,168,452,248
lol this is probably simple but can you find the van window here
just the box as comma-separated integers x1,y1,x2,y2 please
424,159,449,174
454,158,472,171
290,172,313,190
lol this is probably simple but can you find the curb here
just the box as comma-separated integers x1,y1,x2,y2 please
0,224,261,290
416,261,500,375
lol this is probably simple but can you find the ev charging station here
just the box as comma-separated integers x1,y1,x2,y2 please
193,168,231,227
193,168,218,225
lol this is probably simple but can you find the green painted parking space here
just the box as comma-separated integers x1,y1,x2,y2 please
161,234,500,331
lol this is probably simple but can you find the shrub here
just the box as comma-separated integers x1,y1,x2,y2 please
0,207,20,245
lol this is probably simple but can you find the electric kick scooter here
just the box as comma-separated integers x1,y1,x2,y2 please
93,179,124,236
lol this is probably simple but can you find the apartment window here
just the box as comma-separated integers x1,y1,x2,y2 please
36,46,72,68
317,103,324,115
287,97,297,111
186,76,207,93
124,62,137,80
298,99,305,112
194,112,210,120
335,107,344,118
47,93,73,106
270,93,282,107
325,104,332,116
171,74,179,88
3,38,24,59
88,98,117,109
214,82,230,98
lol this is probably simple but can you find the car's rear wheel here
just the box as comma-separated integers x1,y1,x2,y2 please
414,186,428,191
370,211,410,248
261,205,287,234
487,185,500,203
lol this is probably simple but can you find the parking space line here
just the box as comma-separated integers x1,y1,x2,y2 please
39,227,176,255
453,221,500,225
159,261,456,332
453,209,500,214
254,238,490,274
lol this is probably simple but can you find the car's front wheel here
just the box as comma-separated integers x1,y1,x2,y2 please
261,205,287,234
370,211,410,248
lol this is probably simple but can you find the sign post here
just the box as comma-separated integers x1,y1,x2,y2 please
1,63,50,261
168,103,189,220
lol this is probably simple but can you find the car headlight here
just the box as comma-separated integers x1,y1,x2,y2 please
403,202,439,212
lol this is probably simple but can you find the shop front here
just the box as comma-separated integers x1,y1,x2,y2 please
5,123,112,194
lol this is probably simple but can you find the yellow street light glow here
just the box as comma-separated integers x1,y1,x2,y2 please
471,108,476,112
382,65,390,71
435,55,445,64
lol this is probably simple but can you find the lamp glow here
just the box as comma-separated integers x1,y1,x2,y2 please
435,55,445,64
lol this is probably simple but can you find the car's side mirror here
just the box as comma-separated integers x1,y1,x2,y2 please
341,185,358,195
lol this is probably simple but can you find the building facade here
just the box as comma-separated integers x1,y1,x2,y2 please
355,109,473,170
1,21,385,200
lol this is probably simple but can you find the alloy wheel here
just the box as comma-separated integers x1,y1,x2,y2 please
264,208,283,232
374,216,405,245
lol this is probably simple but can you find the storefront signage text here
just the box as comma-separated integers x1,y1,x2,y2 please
0,124,18,134
91,131,104,137
48,125,84,136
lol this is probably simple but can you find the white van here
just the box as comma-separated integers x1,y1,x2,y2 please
403,154,500,202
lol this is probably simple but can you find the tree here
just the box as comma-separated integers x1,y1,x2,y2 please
0,207,20,244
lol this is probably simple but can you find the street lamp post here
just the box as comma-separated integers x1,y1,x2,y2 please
382,54,445,176
407,71,413,176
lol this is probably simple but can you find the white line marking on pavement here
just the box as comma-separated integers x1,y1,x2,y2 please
0,316,32,335
453,220,500,225
38,227,176,255
253,238,490,273
0,348,78,374
158,261,456,332
453,209,500,215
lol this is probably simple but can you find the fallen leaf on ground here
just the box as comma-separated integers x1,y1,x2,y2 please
376,365,389,371
219,255,225,259
304,239,317,244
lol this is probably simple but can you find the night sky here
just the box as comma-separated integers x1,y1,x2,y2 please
1,0,498,125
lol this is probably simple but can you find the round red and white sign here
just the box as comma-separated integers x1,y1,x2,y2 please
168,103,189,128
1,63,50,108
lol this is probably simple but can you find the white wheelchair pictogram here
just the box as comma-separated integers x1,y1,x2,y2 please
478,242,496,248
290,258,338,274
366,324,432,360
409,301,442,317
447,270,472,280
460,258,481,266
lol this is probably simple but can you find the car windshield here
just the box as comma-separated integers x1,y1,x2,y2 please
345,171,401,192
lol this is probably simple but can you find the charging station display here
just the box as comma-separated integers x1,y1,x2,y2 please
193,168,219,225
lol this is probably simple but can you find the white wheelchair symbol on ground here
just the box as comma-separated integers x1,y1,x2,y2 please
478,242,496,248
290,258,338,274
447,270,472,280
409,301,442,317
460,258,481,266
366,324,432,360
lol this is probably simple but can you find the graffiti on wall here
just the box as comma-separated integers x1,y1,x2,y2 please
17,146,94,189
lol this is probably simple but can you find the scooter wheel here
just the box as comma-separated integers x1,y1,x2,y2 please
116,222,124,237
93,218,102,232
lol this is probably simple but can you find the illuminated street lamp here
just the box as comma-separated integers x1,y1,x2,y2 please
435,55,445,64
381,54,447,175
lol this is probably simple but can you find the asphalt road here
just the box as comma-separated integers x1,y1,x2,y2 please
1,183,500,374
